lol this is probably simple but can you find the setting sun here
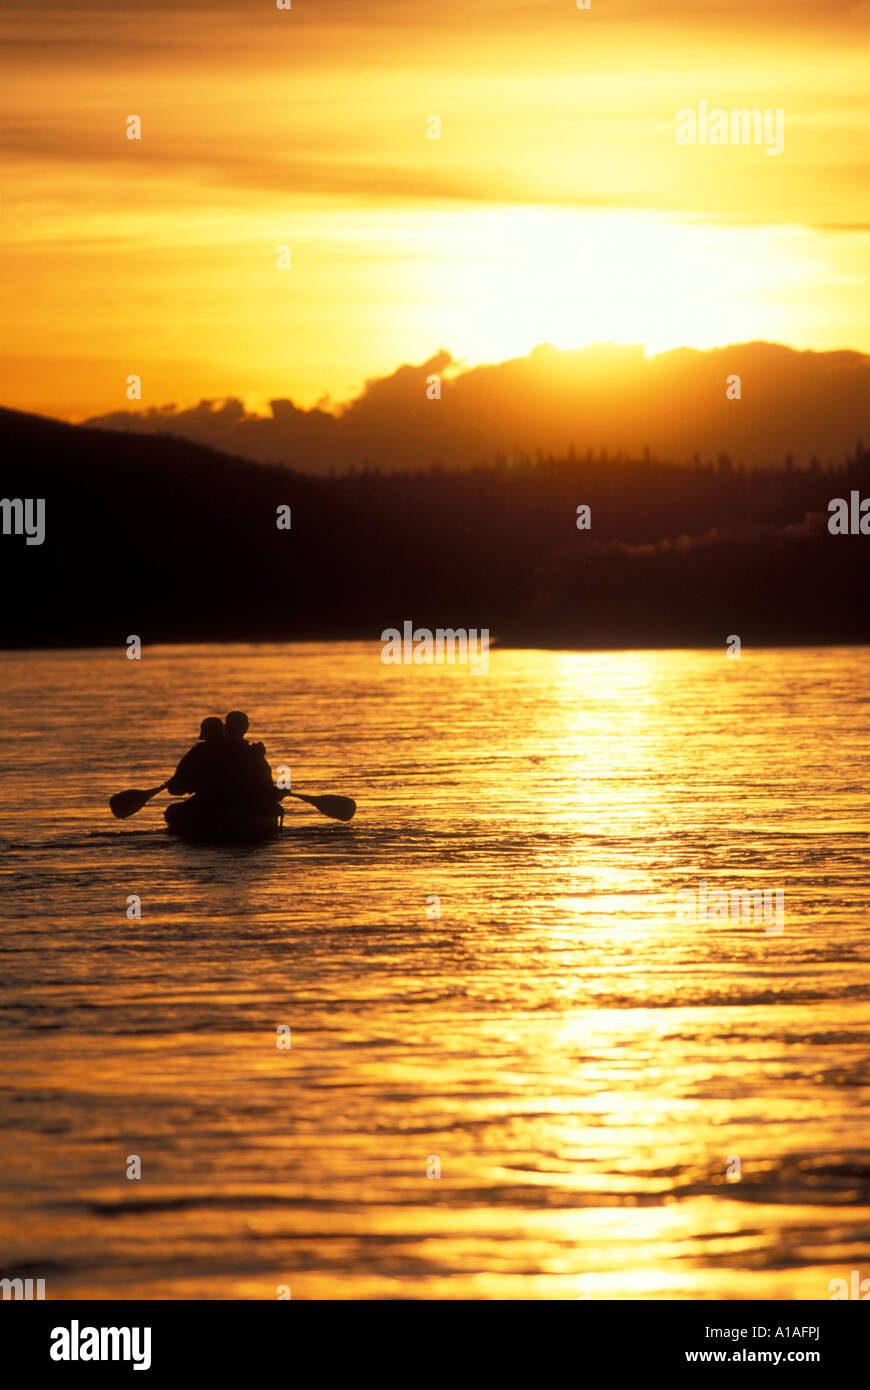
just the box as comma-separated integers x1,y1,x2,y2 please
1,2,868,416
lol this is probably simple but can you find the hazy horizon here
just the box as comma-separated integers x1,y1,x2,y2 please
68,337,870,475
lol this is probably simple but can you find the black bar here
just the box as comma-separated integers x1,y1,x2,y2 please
2,1299,864,1377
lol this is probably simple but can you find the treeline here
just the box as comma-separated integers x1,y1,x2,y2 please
334,444,870,545
1,407,868,649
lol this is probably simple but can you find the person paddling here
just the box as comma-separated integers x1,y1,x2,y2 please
109,711,356,830
223,710,277,804
166,716,226,798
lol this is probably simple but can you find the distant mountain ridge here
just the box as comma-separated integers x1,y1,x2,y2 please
79,341,870,476
2,404,868,651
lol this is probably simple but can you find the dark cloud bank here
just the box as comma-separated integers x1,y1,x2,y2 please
84,341,870,476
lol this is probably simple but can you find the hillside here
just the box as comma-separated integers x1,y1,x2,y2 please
1,406,868,650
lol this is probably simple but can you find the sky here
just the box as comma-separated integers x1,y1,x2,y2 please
1,0,869,420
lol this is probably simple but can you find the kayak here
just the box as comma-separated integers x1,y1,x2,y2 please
164,795,282,842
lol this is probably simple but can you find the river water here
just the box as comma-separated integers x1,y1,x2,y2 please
0,643,868,1299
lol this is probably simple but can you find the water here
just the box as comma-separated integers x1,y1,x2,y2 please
1,643,868,1299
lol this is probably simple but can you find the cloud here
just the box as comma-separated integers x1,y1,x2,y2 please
83,340,870,474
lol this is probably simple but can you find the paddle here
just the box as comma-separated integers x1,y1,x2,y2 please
109,781,169,820
281,790,357,822
109,781,356,823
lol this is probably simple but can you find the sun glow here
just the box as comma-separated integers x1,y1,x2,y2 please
413,206,823,365
2,2,868,416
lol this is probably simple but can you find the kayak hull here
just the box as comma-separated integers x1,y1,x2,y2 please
164,795,282,843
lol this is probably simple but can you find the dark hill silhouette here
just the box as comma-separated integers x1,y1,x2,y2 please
1,405,868,650
81,341,870,476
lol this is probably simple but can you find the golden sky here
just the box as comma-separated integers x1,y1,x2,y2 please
1,0,868,418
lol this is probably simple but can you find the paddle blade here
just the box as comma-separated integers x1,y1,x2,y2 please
311,794,356,822
109,785,163,820
286,791,356,821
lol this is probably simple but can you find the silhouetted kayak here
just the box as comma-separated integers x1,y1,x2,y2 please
164,796,281,842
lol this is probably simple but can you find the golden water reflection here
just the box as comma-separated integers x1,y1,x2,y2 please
0,644,868,1298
